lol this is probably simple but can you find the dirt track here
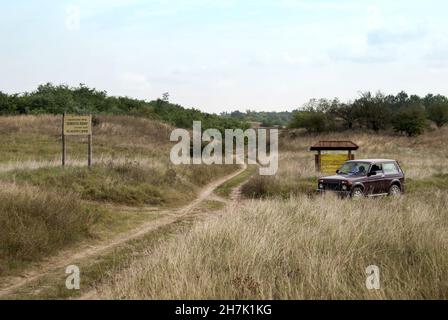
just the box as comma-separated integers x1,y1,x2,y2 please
0,165,247,299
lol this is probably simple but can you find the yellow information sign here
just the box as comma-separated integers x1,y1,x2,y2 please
321,154,349,173
64,115,92,136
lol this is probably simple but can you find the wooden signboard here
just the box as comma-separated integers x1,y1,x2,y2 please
64,115,92,136
310,141,358,172
62,114,93,167
320,154,350,173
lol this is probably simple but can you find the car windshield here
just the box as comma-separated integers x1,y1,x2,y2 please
338,162,369,176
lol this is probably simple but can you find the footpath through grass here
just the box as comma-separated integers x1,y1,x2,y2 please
215,165,257,198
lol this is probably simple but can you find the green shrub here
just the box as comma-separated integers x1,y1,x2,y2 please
392,105,428,136
288,111,331,133
0,185,101,270
427,103,448,128
4,164,167,206
241,175,316,199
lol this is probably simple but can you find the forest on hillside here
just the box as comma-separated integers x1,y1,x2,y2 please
0,83,248,132
2,84,448,136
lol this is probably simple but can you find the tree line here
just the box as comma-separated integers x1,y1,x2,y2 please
221,110,293,127
2,84,447,136
0,83,248,132
288,91,448,136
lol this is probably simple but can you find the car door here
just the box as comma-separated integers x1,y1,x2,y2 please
367,163,385,195
382,162,401,192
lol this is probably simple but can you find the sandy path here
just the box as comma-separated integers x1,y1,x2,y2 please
0,165,247,298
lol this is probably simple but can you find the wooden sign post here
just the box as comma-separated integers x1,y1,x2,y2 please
310,141,359,173
62,114,93,167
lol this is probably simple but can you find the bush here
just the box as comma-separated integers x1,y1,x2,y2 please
288,111,331,133
5,164,167,206
392,105,428,136
241,175,316,198
427,103,448,128
352,92,391,132
0,185,101,268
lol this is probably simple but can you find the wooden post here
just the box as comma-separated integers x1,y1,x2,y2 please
62,113,66,167
88,133,92,168
315,150,321,172
349,150,355,160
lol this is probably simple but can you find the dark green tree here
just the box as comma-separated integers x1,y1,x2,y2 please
0,92,15,114
353,92,391,132
289,110,330,133
424,94,448,128
329,101,358,129
391,104,427,137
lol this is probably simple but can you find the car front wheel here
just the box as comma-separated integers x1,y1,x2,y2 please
351,187,364,199
389,184,402,197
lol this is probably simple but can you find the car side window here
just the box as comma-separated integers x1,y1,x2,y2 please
383,162,400,175
370,164,383,175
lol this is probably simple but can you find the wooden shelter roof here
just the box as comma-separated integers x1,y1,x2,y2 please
310,140,359,151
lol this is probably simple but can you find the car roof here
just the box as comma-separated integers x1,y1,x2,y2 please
346,159,396,163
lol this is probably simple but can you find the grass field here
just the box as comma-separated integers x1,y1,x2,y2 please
0,115,238,277
1,115,447,299
99,193,448,299
95,128,448,300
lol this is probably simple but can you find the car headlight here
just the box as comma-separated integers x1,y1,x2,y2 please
319,183,324,189
342,185,348,191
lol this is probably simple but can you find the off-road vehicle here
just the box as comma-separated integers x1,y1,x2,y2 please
317,159,405,198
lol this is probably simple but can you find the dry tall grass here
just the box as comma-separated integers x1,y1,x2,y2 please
0,115,238,275
0,183,101,274
280,128,448,179
95,128,448,300
242,128,448,198
98,192,448,299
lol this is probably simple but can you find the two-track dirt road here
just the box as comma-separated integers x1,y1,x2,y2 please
0,164,249,299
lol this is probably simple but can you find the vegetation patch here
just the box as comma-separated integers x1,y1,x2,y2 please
1,162,188,206
241,175,316,199
97,194,448,299
406,174,448,193
0,184,102,275
216,165,257,198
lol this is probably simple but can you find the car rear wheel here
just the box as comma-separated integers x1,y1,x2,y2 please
351,187,364,199
389,184,402,197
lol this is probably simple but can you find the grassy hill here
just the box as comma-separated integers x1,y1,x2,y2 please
0,115,239,276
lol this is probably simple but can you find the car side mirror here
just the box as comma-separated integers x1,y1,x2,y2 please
336,170,340,174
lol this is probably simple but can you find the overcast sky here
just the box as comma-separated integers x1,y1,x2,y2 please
1,0,448,113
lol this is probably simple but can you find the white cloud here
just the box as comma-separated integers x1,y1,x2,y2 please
65,5,81,31
367,4,381,29
118,72,152,98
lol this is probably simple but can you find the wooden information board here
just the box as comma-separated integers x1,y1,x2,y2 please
320,154,349,173
63,115,92,136
62,114,93,167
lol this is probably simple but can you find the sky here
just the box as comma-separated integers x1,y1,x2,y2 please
1,0,448,113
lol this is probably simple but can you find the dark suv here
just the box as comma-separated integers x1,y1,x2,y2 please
317,159,405,198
